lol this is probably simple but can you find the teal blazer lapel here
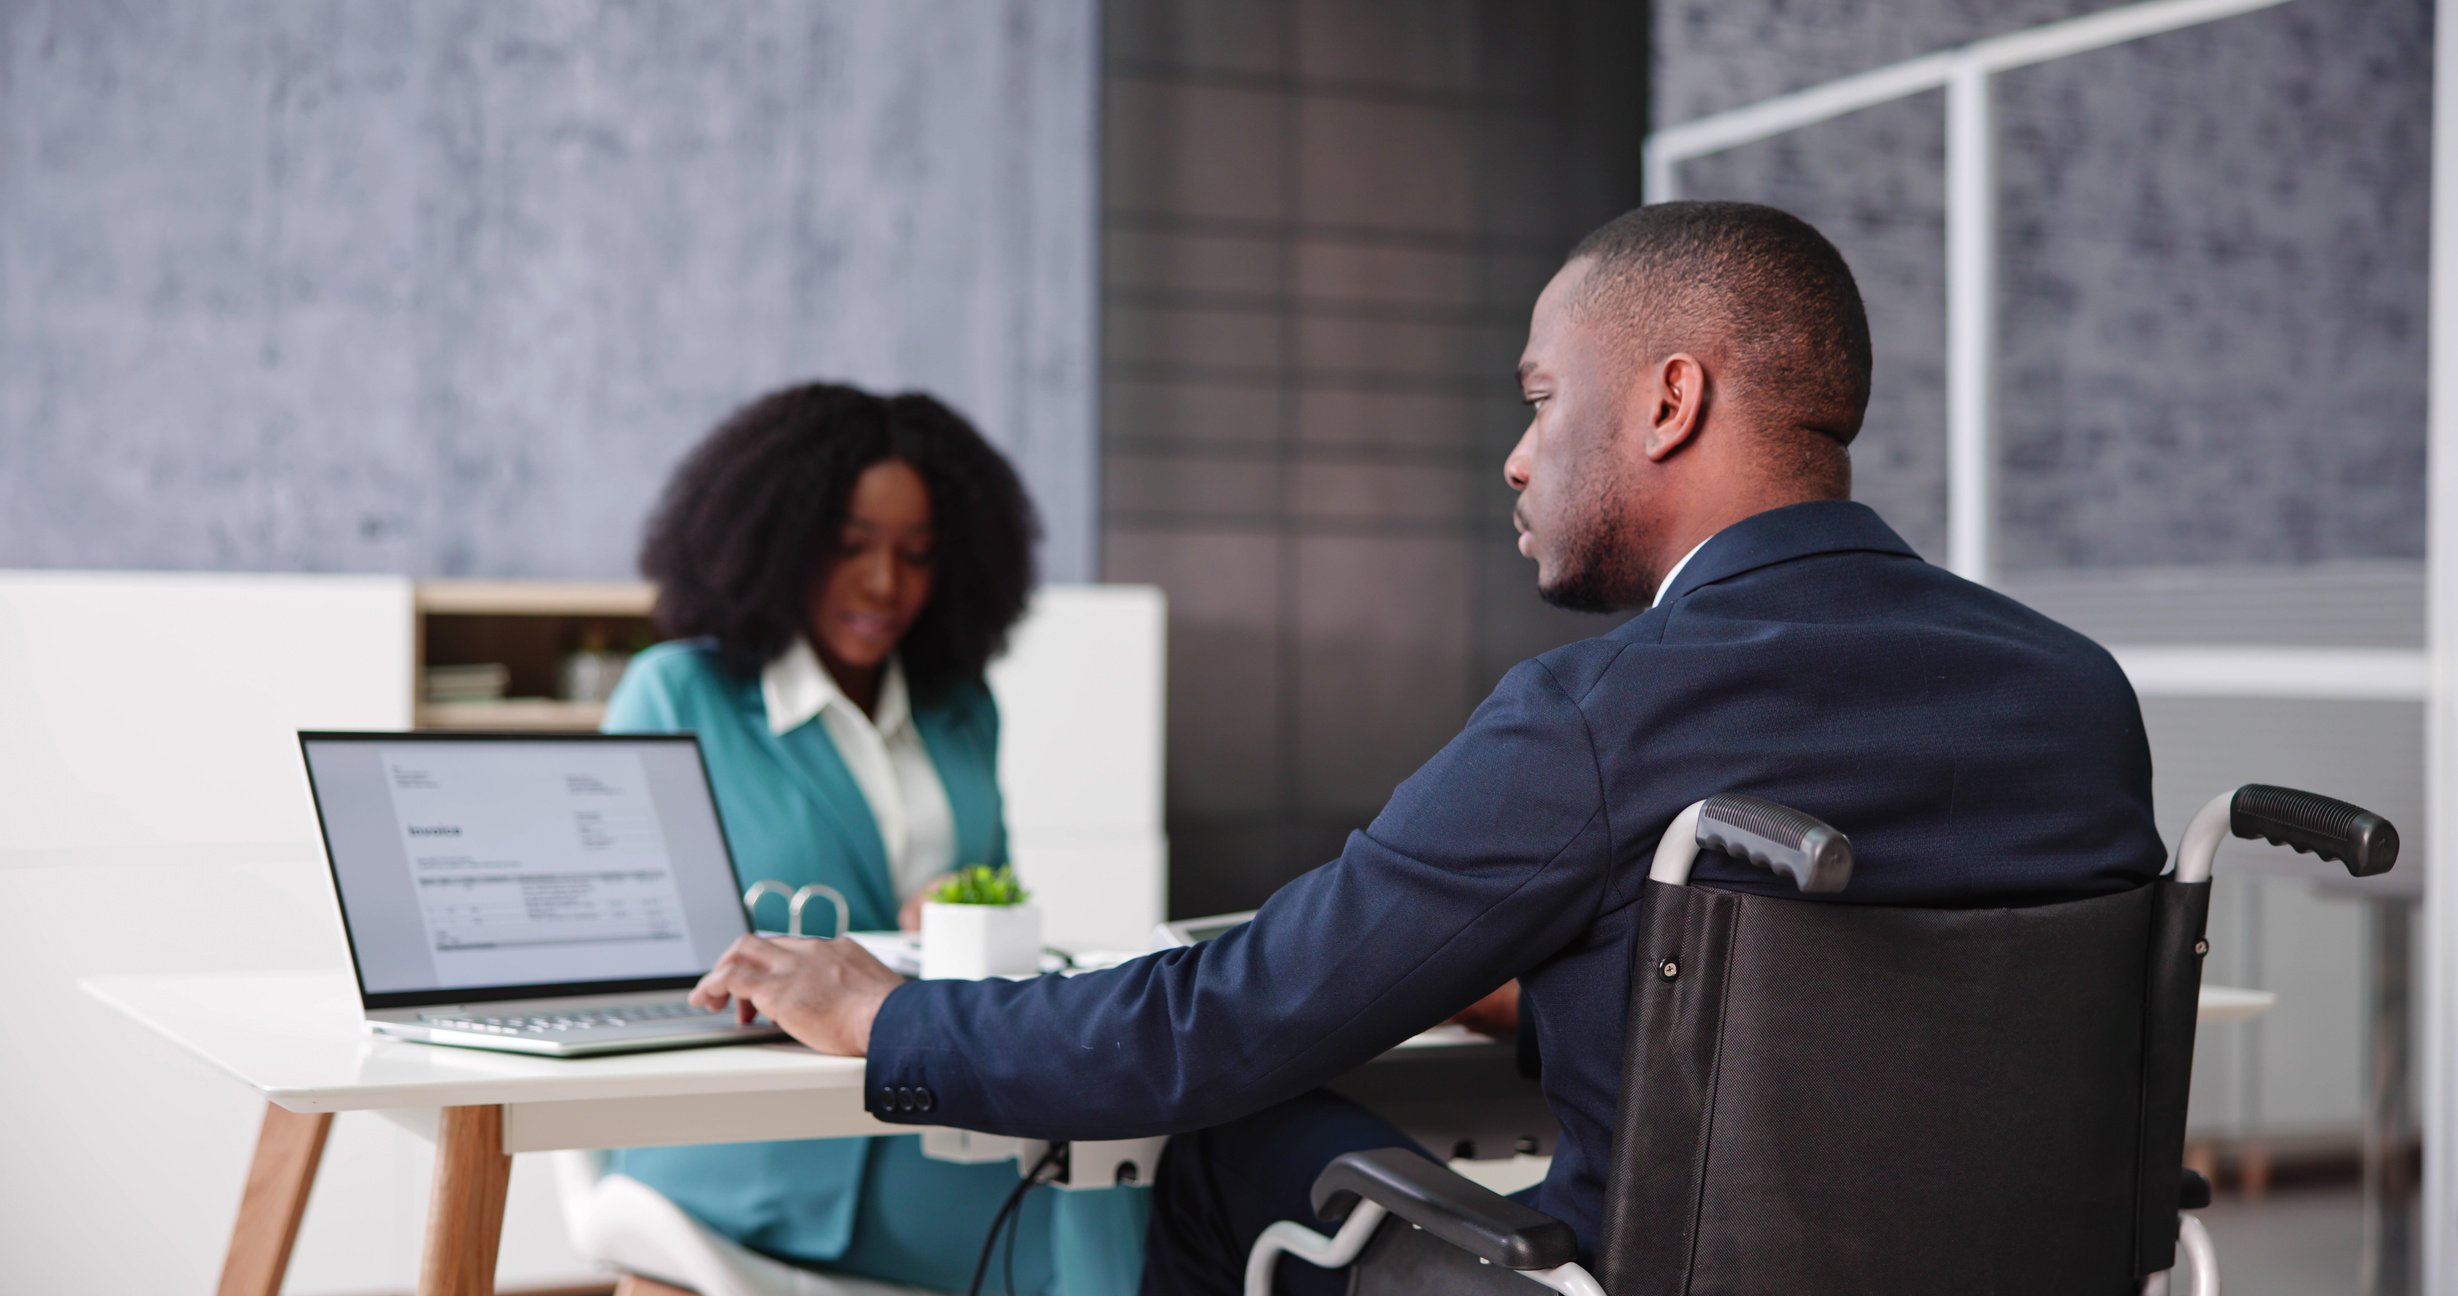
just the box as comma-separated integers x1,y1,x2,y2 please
913,688,1007,871
742,698,899,926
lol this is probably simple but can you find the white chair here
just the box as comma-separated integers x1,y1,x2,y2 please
553,1151,929,1296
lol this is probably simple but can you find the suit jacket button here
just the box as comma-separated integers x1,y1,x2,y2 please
916,1089,935,1112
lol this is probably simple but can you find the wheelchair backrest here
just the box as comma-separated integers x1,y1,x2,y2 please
1595,876,2209,1295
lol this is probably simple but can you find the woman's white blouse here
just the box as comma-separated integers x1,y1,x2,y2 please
760,638,959,902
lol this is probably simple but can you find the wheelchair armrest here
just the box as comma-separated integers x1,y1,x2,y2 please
1308,1148,1578,1271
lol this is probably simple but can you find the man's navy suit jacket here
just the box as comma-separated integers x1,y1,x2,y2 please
864,499,2169,1258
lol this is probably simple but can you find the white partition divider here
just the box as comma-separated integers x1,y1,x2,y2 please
0,571,491,1295
0,570,413,856
989,584,1166,835
988,584,1169,951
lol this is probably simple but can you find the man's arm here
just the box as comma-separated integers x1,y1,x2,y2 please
1448,979,1521,1037
872,657,1612,1140
694,657,1613,1137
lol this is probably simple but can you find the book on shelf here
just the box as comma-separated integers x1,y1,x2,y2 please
423,662,511,703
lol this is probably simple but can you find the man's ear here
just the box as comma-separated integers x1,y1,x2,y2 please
1642,354,1708,461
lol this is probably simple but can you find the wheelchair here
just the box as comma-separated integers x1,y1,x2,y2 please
1249,784,2400,1296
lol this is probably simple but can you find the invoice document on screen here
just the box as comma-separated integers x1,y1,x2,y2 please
382,745,700,986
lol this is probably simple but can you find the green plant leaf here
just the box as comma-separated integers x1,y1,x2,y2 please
930,863,1029,906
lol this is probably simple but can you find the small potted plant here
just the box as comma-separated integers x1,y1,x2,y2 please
919,864,1042,980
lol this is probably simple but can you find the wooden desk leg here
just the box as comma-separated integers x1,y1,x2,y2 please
218,1102,334,1296
418,1104,512,1296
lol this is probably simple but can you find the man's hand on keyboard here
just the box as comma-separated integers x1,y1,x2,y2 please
691,933,902,1056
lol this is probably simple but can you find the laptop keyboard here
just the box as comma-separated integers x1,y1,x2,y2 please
423,1000,723,1036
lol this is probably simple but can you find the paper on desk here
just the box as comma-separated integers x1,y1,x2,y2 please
847,930,923,977
763,929,1139,979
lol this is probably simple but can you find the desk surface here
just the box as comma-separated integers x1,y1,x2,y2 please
2199,984,2278,1023
84,969,2280,1110
83,970,879,1113
80,969,1499,1117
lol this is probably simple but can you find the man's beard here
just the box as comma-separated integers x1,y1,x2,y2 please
1538,505,1656,613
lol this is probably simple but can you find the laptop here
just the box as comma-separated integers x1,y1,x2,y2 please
299,731,785,1057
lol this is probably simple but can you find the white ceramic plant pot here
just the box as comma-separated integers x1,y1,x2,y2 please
920,901,1043,980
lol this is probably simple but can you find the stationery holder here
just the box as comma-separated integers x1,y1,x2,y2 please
741,880,850,939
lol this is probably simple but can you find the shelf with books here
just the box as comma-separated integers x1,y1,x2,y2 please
413,699,611,732
412,580,656,732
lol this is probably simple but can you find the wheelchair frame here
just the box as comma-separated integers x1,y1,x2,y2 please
1247,783,2398,1296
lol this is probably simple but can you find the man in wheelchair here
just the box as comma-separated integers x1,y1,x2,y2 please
688,202,2367,1294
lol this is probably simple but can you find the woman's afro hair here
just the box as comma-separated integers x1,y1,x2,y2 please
639,381,1039,698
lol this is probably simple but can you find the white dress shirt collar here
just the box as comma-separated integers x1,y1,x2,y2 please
762,636,911,738
758,636,955,898
1652,534,1716,609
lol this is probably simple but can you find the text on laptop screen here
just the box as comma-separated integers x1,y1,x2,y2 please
303,737,749,996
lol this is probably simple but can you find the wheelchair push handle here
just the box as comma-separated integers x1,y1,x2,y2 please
2229,784,2398,877
1650,794,1854,892
2174,783,2400,884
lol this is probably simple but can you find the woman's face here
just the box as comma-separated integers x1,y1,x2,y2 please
808,458,936,675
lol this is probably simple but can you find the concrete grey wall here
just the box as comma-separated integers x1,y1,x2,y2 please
1661,0,2430,573
1992,2,2430,569
0,0,1099,580
1100,0,1648,916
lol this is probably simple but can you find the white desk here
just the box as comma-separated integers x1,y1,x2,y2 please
84,971,900,1152
84,969,2278,1296
80,970,1529,1296
2198,984,2279,1024
87,969,910,1296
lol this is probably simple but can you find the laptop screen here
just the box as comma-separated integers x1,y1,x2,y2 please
300,733,752,1009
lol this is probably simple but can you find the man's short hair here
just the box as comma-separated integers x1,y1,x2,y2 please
1568,201,1872,446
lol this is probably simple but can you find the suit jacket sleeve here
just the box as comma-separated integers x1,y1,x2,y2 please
862,657,1617,1140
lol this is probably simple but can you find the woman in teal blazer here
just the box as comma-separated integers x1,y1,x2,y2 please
601,383,1146,1294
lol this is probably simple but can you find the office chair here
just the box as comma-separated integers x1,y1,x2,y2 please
554,1149,929,1296
1248,784,2400,1296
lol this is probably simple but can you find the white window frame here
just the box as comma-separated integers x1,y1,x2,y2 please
2426,1,2457,1289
